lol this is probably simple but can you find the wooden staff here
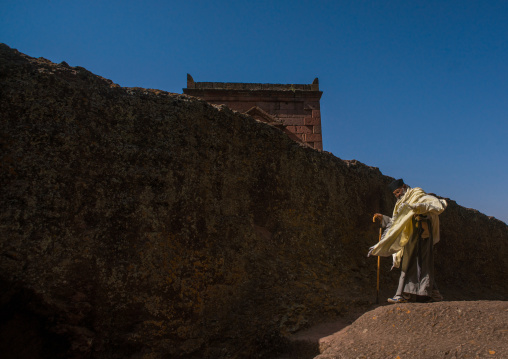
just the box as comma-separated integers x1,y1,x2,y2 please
373,217,382,304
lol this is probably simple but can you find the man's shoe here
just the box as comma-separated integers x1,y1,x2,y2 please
430,290,443,302
387,297,408,303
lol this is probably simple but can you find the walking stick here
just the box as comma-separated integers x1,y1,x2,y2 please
373,217,382,304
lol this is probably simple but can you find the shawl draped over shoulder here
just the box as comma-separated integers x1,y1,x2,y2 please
368,187,447,268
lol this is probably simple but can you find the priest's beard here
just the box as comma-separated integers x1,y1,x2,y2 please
396,187,407,201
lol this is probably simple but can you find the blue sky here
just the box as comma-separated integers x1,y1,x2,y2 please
2,0,507,223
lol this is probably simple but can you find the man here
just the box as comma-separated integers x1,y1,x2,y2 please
370,179,447,303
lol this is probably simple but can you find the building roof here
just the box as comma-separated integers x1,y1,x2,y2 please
185,74,320,92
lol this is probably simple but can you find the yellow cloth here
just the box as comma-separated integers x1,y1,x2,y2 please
368,187,447,268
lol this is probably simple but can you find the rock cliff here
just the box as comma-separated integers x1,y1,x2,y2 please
1,44,507,358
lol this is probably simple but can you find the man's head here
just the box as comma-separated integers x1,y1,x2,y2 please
388,178,407,199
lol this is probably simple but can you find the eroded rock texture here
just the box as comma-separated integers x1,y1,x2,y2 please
1,44,507,358
316,301,508,359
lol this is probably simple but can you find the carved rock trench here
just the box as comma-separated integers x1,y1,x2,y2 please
1,44,507,358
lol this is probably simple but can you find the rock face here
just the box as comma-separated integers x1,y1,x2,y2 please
0,43,507,358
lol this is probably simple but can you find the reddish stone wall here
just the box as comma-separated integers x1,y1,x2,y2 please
183,75,324,150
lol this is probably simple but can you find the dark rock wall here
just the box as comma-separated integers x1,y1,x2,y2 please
1,44,507,358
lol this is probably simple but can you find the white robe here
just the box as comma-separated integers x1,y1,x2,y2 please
369,187,447,268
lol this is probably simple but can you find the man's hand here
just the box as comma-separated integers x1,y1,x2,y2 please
372,213,383,223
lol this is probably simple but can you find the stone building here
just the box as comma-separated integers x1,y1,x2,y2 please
183,74,323,150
